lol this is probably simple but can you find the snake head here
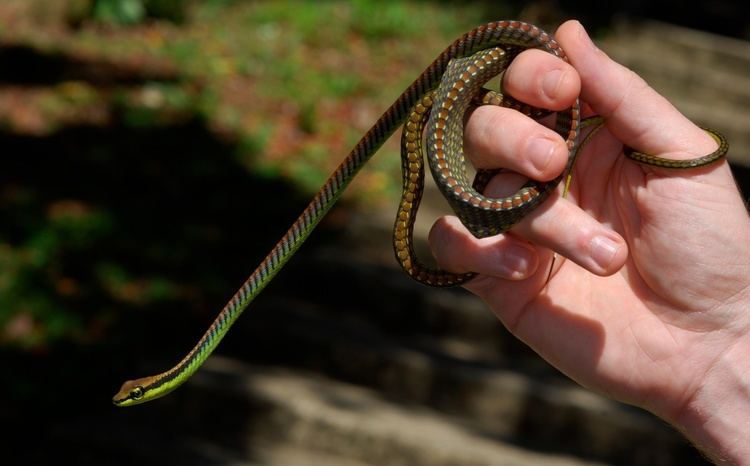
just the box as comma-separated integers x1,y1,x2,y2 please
112,377,151,407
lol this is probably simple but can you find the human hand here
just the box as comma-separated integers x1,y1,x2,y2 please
428,20,750,463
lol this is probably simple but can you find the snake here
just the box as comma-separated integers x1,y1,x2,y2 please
113,20,728,406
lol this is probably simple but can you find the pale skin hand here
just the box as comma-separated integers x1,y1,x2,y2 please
429,20,750,464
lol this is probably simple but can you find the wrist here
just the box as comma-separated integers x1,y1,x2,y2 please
671,333,750,464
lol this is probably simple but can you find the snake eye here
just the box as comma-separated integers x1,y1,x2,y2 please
130,386,145,400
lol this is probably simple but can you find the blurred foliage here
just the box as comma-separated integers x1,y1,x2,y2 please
88,0,188,25
0,198,113,348
93,0,146,25
0,0,504,351
19,0,744,356
25,0,748,358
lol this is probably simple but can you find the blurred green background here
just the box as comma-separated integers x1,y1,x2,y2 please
1,1,748,465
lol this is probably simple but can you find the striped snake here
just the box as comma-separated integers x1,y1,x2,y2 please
113,21,728,406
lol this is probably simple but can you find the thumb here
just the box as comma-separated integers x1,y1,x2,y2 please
555,20,719,159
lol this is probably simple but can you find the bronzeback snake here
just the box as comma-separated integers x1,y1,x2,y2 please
113,20,728,406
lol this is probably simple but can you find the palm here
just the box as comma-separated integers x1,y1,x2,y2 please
505,129,750,415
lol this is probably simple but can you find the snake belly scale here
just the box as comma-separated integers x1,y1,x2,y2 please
113,21,726,406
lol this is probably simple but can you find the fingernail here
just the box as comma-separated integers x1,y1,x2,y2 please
527,137,555,172
589,235,620,270
497,243,536,280
541,69,563,101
